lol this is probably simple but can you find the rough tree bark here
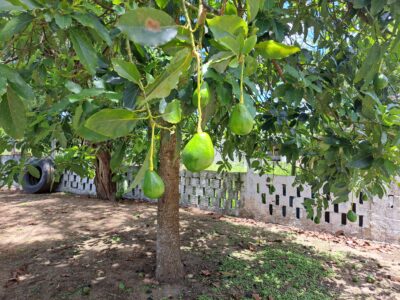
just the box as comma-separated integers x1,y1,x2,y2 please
156,129,184,282
94,148,116,201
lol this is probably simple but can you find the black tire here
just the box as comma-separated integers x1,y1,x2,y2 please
22,159,56,193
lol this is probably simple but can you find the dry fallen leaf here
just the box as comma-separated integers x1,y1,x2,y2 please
201,269,211,276
252,293,261,300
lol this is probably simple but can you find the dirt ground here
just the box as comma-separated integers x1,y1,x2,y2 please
0,190,399,300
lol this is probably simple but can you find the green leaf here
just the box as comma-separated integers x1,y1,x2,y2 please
347,156,374,169
354,43,382,85
67,88,104,102
371,0,386,15
0,77,7,96
143,48,192,103
72,104,84,130
85,108,137,138
54,13,72,29
0,0,40,11
127,150,150,191
65,81,82,94
207,15,248,40
112,59,141,85
69,28,98,75
53,127,67,148
244,56,258,75
26,164,40,178
0,64,34,100
162,99,182,124
353,0,369,9
0,12,33,42
111,142,126,171
155,0,169,9
0,2,24,11
255,40,301,59
73,13,112,46
246,0,261,22
218,35,241,55
0,87,27,139
76,126,110,142
117,8,177,47
207,51,234,73
242,35,257,54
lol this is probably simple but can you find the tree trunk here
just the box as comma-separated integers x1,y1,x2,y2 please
156,130,184,282
94,149,116,201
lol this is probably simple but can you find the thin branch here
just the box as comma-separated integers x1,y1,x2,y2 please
271,60,287,83
220,0,227,15
3,56,18,64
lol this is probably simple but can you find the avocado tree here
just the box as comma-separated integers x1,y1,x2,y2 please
1,0,400,283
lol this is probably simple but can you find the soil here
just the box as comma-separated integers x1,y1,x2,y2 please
0,190,399,300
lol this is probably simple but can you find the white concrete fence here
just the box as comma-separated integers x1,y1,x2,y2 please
1,155,399,244
57,169,399,244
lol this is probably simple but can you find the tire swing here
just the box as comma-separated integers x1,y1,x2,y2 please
22,159,56,193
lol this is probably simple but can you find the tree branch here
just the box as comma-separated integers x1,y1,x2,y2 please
220,0,227,15
272,60,287,83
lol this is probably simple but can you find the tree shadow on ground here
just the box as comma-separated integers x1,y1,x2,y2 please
0,191,399,300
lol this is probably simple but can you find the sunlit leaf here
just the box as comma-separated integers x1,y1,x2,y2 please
162,99,182,124
155,0,169,9
65,81,82,94
242,35,257,54
207,15,248,39
255,40,300,59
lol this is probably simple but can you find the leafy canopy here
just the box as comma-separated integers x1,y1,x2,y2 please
1,0,400,220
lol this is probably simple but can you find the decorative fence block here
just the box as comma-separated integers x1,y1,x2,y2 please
241,172,399,244
179,170,242,216
56,171,96,196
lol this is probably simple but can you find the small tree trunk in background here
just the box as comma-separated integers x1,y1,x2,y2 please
94,149,116,201
156,130,184,282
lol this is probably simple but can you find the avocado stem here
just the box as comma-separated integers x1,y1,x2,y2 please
149,121,155,171
239,55,245,105
196,52,203,133
182,0,203,134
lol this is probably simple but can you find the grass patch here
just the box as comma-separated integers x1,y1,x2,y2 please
214,247,334,300
205,161,248,173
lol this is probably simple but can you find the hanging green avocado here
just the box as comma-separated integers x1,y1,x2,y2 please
182,132,214,172
192,81,210,107
229,103,254,135
374,74,388,90
143,170,165,199
347,210,357,222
